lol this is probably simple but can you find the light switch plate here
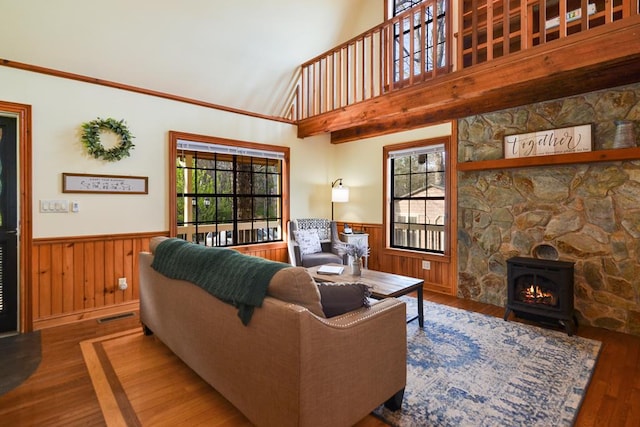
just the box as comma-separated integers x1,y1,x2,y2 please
40,199,69,213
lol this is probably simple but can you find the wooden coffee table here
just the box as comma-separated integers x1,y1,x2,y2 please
308,264,424,327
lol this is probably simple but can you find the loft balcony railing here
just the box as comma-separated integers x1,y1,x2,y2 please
295,0,451,121
289,0,638,122
459,0,639,67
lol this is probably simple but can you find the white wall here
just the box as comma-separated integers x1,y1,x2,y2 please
1,67,333,238
1,65,450,238
2,0,438,237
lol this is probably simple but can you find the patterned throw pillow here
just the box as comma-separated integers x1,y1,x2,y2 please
294,229,322,255
297,218,331,240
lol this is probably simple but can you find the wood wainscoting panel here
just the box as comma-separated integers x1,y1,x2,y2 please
31,232,165,329
233,241,289,263
339,222,455,296
31,233,289,329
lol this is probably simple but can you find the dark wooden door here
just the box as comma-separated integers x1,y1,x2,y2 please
0,116,18,334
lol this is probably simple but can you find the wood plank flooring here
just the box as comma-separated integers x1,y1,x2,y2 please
0,292,638,426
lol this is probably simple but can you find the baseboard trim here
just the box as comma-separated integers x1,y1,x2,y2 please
33,301,140,330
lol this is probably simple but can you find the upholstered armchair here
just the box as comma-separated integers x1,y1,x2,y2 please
287,219,346,267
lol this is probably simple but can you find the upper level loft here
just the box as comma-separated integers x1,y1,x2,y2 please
291,0,640,143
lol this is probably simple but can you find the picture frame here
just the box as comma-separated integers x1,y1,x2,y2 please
62,173,148,194
504,124,592,159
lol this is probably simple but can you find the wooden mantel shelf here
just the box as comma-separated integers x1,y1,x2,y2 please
457,147,640,172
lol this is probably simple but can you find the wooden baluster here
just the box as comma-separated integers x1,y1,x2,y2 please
581,0,589,30
605,0,613,23
360,37,367,101
488,0,494,60
337,48,342,108
472,0,478,65
538,0,546,45
520,0,529,50
431,1,437,76
409,11,415,84
559,0,567,38
386,21,393,93
369,31,375,98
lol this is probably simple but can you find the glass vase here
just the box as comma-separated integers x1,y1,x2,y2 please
352,257,363,276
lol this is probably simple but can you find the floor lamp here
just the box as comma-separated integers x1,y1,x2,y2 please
331,178,349,220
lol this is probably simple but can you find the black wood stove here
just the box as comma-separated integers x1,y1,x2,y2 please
504,257,577,335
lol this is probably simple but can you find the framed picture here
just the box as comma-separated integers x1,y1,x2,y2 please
504,124,592,159
62,173,148,194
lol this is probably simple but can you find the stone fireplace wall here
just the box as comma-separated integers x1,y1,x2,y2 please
457,82,640,336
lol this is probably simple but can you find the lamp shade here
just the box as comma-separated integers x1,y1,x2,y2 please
331,186,349,203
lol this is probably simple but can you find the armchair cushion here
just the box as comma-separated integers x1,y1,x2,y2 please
317,282,372,318
300,251,343,268
294,229,322,255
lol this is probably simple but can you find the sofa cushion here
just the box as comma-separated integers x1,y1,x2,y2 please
294,229,322,255
317,282,372,318
268,267,325,318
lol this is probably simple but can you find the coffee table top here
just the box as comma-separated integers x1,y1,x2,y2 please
307,263,424,298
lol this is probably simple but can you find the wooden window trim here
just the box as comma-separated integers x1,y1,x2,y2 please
382,135,452,259
168,131,290,249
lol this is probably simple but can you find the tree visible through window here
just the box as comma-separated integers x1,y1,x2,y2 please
176,141,284,246
391,0,448,83
393,0,426,14
388,142,446,253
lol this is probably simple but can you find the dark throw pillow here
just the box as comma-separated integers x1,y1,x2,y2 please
316,282,371,318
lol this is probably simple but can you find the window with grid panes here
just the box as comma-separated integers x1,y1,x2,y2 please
177,141,284,246
389,0,448,83
389,142,446,253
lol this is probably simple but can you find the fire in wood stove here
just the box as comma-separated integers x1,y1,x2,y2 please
518,283,558,306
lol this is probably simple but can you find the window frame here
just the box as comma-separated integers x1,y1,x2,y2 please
169,131,290,249
385,0,449,86
383,136,452,258
386,0,428,19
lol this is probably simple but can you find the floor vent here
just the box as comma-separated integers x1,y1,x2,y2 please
97,312,136,324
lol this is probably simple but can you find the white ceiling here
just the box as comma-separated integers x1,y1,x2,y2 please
1,0,380,118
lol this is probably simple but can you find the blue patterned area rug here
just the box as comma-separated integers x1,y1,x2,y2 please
373,298,602,427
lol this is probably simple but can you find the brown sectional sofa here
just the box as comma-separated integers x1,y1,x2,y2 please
139,237,407,427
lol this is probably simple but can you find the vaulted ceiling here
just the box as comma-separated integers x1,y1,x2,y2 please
4,1,640,142
0,0,378,118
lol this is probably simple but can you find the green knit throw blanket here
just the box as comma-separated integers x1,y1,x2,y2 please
151,238,289,325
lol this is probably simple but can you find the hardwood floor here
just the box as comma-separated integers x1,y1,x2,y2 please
1,292,638,426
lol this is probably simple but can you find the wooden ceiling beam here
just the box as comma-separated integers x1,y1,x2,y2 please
296,16,640,143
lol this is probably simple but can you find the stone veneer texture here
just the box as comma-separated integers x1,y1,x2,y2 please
457,82,640,336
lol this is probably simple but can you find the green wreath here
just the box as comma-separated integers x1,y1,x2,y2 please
81,117,135,162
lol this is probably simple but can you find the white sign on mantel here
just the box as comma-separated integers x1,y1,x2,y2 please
504,124,592,159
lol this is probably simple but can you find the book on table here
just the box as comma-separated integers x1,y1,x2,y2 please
317,265,344,275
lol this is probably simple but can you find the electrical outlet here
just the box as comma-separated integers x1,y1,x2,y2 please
118,277,128,291
422,260,431,270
